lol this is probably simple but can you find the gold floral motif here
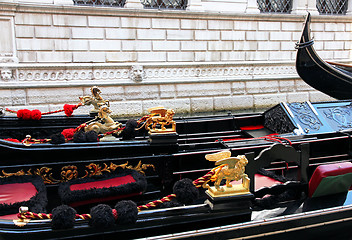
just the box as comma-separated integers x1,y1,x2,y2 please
34,167,60,184
0,161,155,184
61,166,78,181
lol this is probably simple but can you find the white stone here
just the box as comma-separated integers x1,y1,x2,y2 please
138,52,166,62
221,31,246,41
54,40,89,51
27,88,84,104
167,52,194,62
137,29,166,40
181,41,207,51
191,97,214,112
53,15,87,27
253,93,287,109
72,28,105,39
208,20,233,30
152,18,180,29
15,13,51,25
221,52,246,61
153,41,180,51
281,22,302,32
167,30,194,40
122,41,152,51
73,52,105,63
270,32,292,41
15,26,34,38
181,19,207,30
89,40,121,51
325,23,345,32
234,21,257,31
258,22,280,31
176,82,231,97
88,16,120,28
106,29,136,40
257,41,280,51
246,32,269,41
324,41,344,50
195,30,220,40
246,80,279,94
17,39,54,51
142,99,191,114
121,17,151,28
37,52,72,62
106,52,137,62
245,51,269,61
208,41,233,51
35,26,70,39
195,52,221,62
287,92,309,103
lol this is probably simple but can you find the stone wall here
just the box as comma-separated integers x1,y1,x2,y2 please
0,2,350,117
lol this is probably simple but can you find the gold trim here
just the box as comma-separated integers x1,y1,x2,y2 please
0,161,155,184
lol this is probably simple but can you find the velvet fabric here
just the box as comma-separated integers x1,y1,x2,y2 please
0,175,47,216
58,169,147,207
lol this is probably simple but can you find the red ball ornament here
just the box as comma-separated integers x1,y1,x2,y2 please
18,109,32,120
30,109,42,120
61,128,75,139
64,104,75,117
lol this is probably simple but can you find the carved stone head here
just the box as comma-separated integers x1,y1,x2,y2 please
130,65,144,82
0,68,13,81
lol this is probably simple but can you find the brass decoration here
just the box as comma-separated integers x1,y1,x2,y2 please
85,105,122,134
61,166,79,181
34,167,60,184
79,86,110,114
0,161,155,185
137,106,176,133
205,151,250,197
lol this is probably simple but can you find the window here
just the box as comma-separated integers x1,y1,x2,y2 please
316,0,348,14
73,0,125,7
141,0,187,9
257,0,292,13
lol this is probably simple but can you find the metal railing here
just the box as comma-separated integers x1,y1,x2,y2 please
141,0,187,9
257,0,292,13
316,0,348,14
73,0,125,7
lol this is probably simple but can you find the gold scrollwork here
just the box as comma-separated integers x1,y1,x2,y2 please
0,161,155,184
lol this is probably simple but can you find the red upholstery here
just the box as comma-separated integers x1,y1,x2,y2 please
240,125,264,130
231,174,282,190
0,214,18,220
309,162,352,198
70,175,135,191
0,182,37,205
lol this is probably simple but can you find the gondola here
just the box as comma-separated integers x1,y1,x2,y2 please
0,142,351,240
296,12,352,100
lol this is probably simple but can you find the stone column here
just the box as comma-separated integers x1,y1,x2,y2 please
245,0,260,13
346,0,352,14
292,0,319,14
187,0,204,11
124,0,144,8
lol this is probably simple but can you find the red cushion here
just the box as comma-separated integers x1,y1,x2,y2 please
231,174,282,190
0,214,19,220
70,175,136,191
68,175,140,207
0,182,37,205
240,125,264,130
309,162,352,198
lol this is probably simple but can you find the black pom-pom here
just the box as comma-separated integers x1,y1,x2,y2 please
89,204,115,228
51,205,77,230
50,133,66,144
85,131,99,142
73,131,86,143
120,119,138,140
173,178,199,205
114,200,138,224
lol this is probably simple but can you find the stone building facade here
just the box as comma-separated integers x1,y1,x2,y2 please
0,0,350,117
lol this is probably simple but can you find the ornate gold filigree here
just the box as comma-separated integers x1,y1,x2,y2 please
0,161,155,184
61,166,79,182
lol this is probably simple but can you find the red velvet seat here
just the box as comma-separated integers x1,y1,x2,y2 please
58,169,147,207
309,162,352,198
0,175,47,218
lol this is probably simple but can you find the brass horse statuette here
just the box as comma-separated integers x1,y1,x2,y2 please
204,150,250,197
79,86,110,114
137,106,176,134
85,105,122,134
